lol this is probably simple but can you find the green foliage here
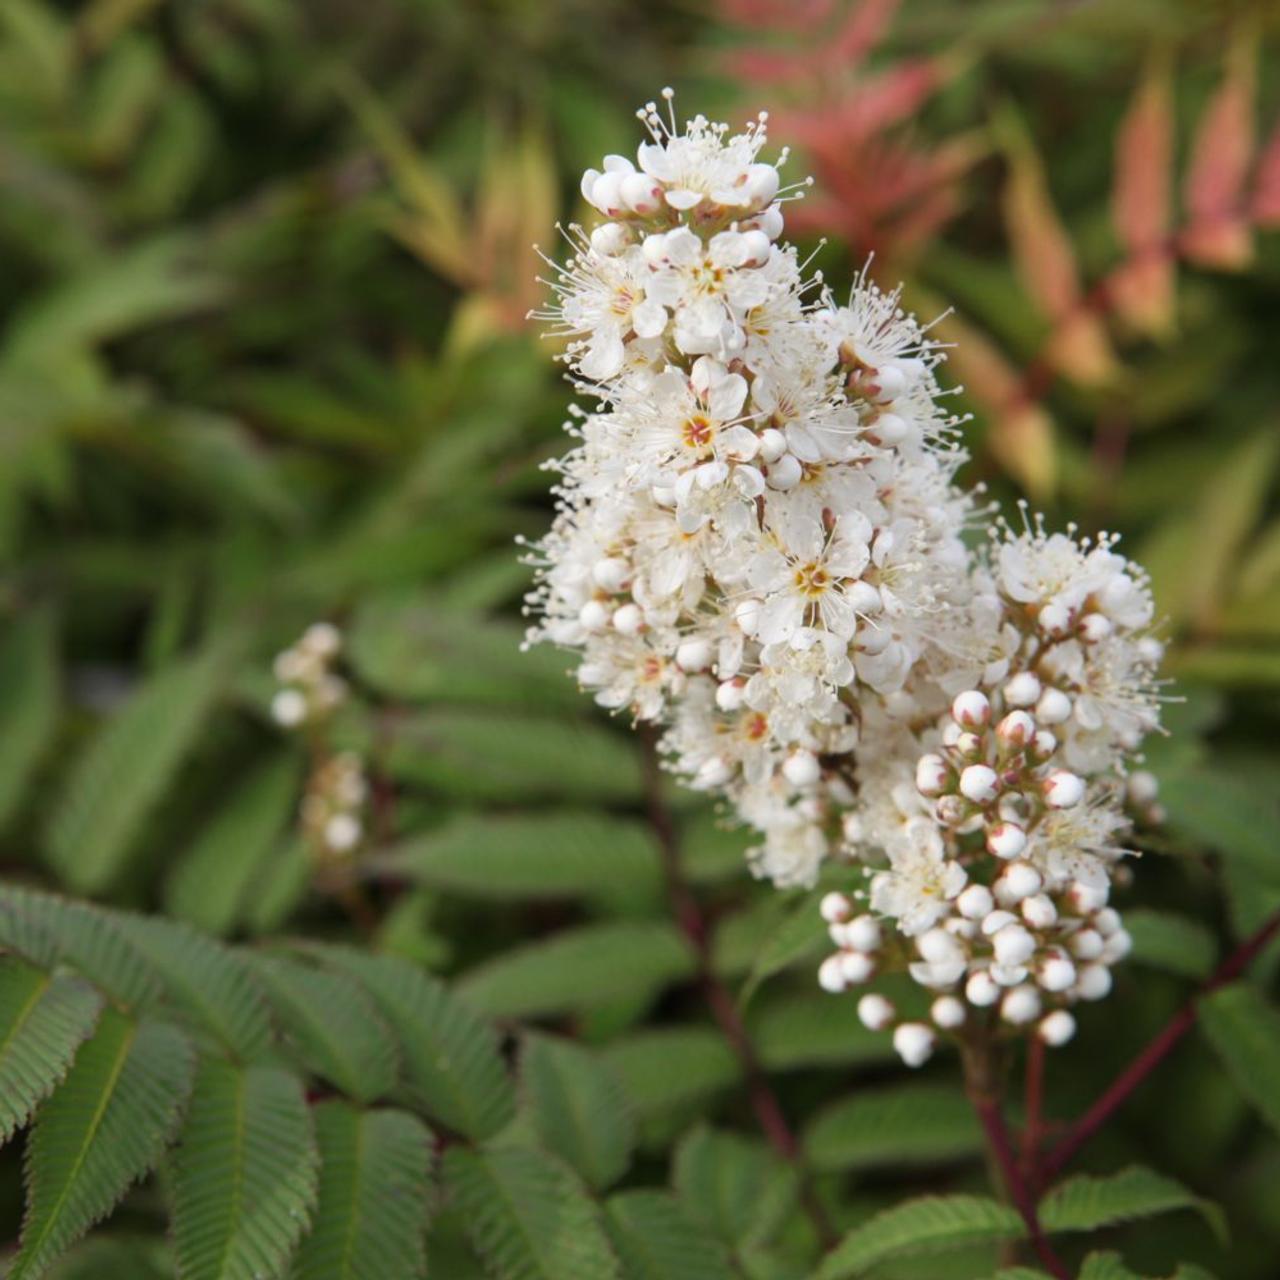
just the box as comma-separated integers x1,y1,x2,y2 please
1124,910,1217,980
1038,1166,1225,1242
0,608,59,833
1198,984,1280,1137
603,1190,735,1280
0,962,101,1147
443,1144,622,1280
816,1196,1025,1278
169,1058,320,1280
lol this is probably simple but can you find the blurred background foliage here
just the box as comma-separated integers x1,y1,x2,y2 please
1,0,1280,1277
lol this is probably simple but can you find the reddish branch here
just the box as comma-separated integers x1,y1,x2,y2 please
1039,906,1280,1184
638,729,836,1247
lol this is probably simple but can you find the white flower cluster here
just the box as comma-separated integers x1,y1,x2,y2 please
270,623,368,858
271,622,348,729
525,95,1165,1065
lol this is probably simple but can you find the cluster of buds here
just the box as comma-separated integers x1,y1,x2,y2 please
270,623,348,729
525,97,1165,1068
300,750,368,860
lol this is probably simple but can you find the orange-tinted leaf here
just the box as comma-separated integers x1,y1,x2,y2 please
1111,51,1175,336
931,309,1056,499
998,107,1116,385
1250,118,1280,227
1182,30,1257,269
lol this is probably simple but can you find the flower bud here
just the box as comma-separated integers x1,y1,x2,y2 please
996,711,1036,748
676,637,714,672
892,1022,935,1068
324,813,362,853
271,689,308,728
1039,1009,1077,1046
931,996,966,1029
993,924,1036,967
957,884,994,920
715,679,746,712
872,412,909,446
1030,730,1058,761
966,968,1001,1007
1044,770,1085,809
986,822,1027,860
1094,907,1121,936
1079,612,1113,643
845,915,882,952
758,428,787,462
783,750,821,787
612,603,644,635
593,556,630,591
766,453,803,490
951,690,991,728
1067,881,1108,914
857,993,895,1031
1037,951,1076,992
1001,984,1041,1024
1004,671,1042,707
1070,928,1105,960
1038,602,1073,637
918,928,961,965
1127,770,1159,806
819,892,852,924
981,909,1018,937
1034,687,1072,725
694,756,733,789
840,950,876,984
959,765,999,803
915,753,950,797
1001,861,1042,902
733,597,763,636
578,600,610,632
817,954,846,993
1075,963,1113,1001
1021,894,1057,929
1102,929,1132,964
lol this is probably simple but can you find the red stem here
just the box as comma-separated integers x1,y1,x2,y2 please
1021,1035,1045,1179
638,729,835,1246
1039,908,1280,1184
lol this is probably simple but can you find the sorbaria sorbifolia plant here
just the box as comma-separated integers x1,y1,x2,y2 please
526,91,1166,1070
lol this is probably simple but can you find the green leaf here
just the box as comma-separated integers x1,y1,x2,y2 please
0,605,59,832
45,649,223,894
383,709,642,803
520,1033,634,1192
737,889,827,1009
11,1012,195,1279
1038,1165,1225,1242
253,956,399,1104
170,1058,320,1280
457,923,694,1019
1077,1252,1145,1280
992,1271,1054,1280
45,1234,174,1279
165,753,302,936
1124,910,1217,980
0,961,102,1146
291,1102,432,1280
373,811,661,903
443,1144,622,1280
815,1196,1024,1279
803,1084,982,1173
318,950,515,1140
751,994,899,1071
117,915,272,1062
347,596,579,711
5,235,227,364
672,1127,797,1251
603,1029,738,1131
0,887,159,1008
604,1190,735,1280
1160,766,1280,886
1198,983,1280,1137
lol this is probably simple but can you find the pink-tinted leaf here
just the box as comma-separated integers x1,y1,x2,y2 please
1182,30,1256,269
998,108,1117,384
1250,118,1280,227
1113,52,1172,254
1108,256,1175,339
831,0,902,66
725,0,898,82
719,0,835,31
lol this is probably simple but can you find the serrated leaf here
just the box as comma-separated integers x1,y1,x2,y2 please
604,1190,734,1280
0,606,59,832
815,1195,1024,1279
291,1102,431,1280
347,596,579,711
737,889,826,1009
374,811,661,902
0,961,102,1146
45,1234,174,1278
751,994,899,1071
804,1084,982,1172
165,753,302,936
45,650,223,894
443,1144,622,1280
1038,1165,1224,1242
1160,764,1280,887
672,1127,797,1251
253,956,399,1104
382,709,642,803
1124,910,1216,980
457,922,694,1019
0,887,159,1008
520,1033,634,1192
604,1029,738,1127
170,1058,320,1280
317,950,514,1140
11,1012,194,1279
1198,983,1280,1137
116,915,272,1062
1077,1254,1144,1280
